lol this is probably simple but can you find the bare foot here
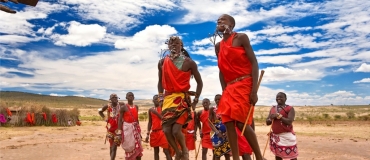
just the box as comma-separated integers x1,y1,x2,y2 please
182,150,189,160
174,151,182,160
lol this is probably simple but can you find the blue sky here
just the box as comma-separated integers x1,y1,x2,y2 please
0,0,369,105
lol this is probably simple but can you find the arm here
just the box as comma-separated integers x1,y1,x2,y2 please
157,60,164,94
266,109,273,126
196,111,202,137
240,34,259,94
98,104,108,119
190,60,203,99
136,105,140,125
117,105,126,135
281,107,295,125
193,112,197,138
147,108,152,135
215,42,226,91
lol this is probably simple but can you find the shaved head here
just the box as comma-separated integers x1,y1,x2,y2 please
222,14,235,29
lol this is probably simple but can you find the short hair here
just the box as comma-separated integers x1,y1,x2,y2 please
278,92,287,99
203,98,210,102
153,94,158,99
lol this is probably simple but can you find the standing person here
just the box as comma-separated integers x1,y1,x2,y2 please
266,92,298,160
183,110,197,152
214,14,264,160
145,95,173,160
209,94,231,160
98,93,125,160
196,98,214,160
158,36,203,160
116,92,144,160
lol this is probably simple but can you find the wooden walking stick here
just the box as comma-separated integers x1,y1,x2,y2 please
241,70,265,136
263,120,274,157
195,139,201,159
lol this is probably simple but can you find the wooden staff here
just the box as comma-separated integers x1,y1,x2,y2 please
195,139,201,159
263,120,274,157
241,70,265,136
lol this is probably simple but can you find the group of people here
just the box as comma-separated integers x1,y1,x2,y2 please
97,13,298,160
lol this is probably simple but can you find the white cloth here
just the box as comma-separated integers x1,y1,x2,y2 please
121,122,136,152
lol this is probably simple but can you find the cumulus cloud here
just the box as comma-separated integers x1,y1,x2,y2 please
355,63,370,72
0,25,179,100
354,78,370,84
60,0,176,30
50,21,107,47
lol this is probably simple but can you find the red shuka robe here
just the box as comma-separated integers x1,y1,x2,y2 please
185,112,196,150
200,109,213,149
217,32,254,125
149,107,169,149
161,56,191,93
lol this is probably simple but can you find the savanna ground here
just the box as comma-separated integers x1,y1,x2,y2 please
1,102,370,160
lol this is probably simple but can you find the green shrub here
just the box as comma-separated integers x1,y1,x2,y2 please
334,115,341,120
346,111,355,119
322,113,330,119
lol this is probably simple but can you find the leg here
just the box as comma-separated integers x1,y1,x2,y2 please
236,122,263,160
172,123,188,160
110,145,117,160
224,153,230,160
201,148,208,160
154,147,160,160
163,125,181,159
163,148,173,160
242,154,252,160
136,157,141,160
275,156,283,160
225,121,240,160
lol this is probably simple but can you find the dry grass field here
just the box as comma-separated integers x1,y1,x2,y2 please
1,91,369,160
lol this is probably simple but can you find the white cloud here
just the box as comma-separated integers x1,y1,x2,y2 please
177,1,320,30
354,78,370,84
51,21,107,47
50,93,67,97
0,25,180,100
60,0,176,30
355,63,370,72
258,55,302,64
114,25,177,50
262,66,324,82
255,47,300,55
0,35,37,44
323,90,356,98
0,2,68,36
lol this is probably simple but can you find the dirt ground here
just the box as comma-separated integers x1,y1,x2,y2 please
1,121,369,160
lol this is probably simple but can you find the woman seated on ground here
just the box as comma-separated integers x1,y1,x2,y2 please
266,92,298,160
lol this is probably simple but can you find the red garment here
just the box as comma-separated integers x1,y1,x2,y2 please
52,114,58,123
149,107,169,149
161,56,191,92
26,113,32,124
42,112,47,120
6,108,12,116
76,121,81,126
270,105,294,134
185,112,196,150
235,127,253,155
123,104,139,123
107,104,120,133
217,32,254,125
200,109,213,149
